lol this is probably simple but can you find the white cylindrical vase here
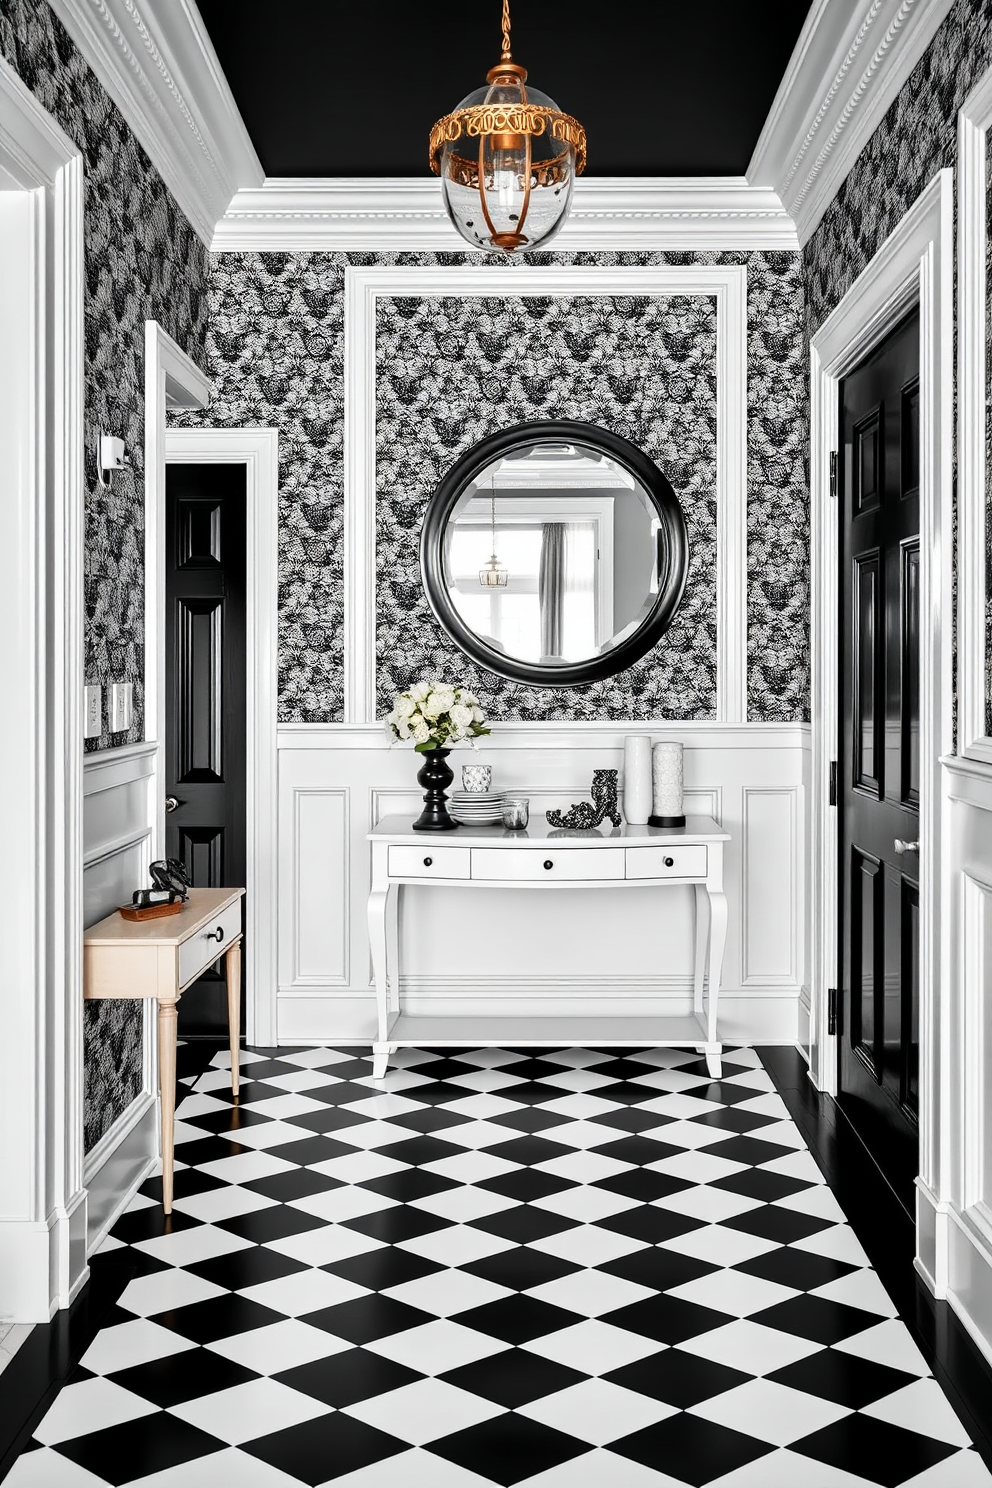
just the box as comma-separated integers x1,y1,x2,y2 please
650,741,685,827
622,735,653,825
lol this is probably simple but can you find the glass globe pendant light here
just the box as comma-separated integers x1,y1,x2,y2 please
479,480,508,588
429,0,586,254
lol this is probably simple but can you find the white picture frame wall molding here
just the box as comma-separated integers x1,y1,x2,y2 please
343,263,748,726
808,170,953,1289
0,54,85,1323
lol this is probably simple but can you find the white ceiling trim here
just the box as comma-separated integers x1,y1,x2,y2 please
211,178,799,253
46,0,262,246
748,0,955,245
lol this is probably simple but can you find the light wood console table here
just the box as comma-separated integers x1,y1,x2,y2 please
83,887,244,1213
367,815,730,1081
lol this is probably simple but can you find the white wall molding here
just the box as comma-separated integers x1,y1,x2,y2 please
809,173,953,1292
278,722,810,749
214,177,797,252
344,263,748,725
46,0,262,246
956,65,992,764
165,428,280,1046
0,53,86,1323
749,0,954,245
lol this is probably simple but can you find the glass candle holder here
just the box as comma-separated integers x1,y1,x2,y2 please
502,797,529,829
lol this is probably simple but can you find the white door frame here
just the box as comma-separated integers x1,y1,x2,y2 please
0,56,85,1321
808,170,953,1283
162,428,280,1047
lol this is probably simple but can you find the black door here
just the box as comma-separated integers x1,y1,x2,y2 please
165,462,247,1036
838,309,920,1210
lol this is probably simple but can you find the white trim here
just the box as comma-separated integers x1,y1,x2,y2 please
164,429,280,1047
0,55,86,1323
82,739,158,797
46,0,262,246
344,264,747,725
808,172,953,1249
278,721,811,749
956,66,992,763
749,0,954,245
214,177,797,252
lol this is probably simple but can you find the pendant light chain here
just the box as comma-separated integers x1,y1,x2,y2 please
501,0,512,62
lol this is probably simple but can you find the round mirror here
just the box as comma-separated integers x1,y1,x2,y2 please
420,420,689,687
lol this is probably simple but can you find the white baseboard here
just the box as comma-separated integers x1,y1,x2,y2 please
940,1204,992,1369
85,1093,158,1256
0,1187,88,1324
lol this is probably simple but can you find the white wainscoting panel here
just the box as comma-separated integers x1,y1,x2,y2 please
276,724,808,1046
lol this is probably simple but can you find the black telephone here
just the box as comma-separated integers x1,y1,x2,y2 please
131,859,192,909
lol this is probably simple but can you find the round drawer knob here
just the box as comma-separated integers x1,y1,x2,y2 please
544,860,554,870
664,856,675,868
208,924,224,943
423,857,433,867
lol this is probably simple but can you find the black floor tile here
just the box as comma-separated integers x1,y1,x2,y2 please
274,1347,424,1408
241,1166,345,1202
734,1246,858,1293
454,1294,582,1344
187,1245,308,1290
259,1134,356,1166
300,1294,434,1343
106,1346,259,1408
709,1167,812,1202
589,1106,676,1134
244,1410,407,1483
54,1414,225,1484
749,1293,893,1345
605,1346,753,1407
378,1134,467,1167
440,1347,588,1407
214,1205,327,1244
279,1105,373,1135
340,1206,451,1244
767,1347,923,1408
357,1168,460,1203
429,1412,590,1486
790,1413,957,1485
461,1246,581,1292
614,1412,774,1483
468,1205,580,1245
592,1168,693,1203
149,1292,286,1343
711,1134,803,1167
723,1203,835,1244
601,1293,732,1345
323,1247,445,1291
485,1135,576,1167
489,1108,571,1135
598,1204,707,1244
599,1247,718,1292
387,1106,474,1134
476,1168,578,1203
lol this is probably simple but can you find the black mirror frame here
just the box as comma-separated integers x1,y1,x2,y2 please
420,419,690,688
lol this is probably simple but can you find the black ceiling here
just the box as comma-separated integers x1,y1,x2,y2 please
197,0,811,178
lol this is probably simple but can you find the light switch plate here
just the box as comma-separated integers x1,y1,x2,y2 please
83,684,102,739
110,682,133,733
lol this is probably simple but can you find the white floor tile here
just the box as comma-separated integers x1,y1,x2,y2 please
523,1267,655,1317
2,1448,109,1486
719,1068,775,1092
322,1447,495,1487
678,1318,824,1375
171,1184,278,1224
659,1224,780,1268
339,1093,426,1120
306,1151,406,1184
543,1120,634,1151
219,1119,317,1151
207,1318,352,1373
446,1068,528,1093
287,1186,397,1223
419,1150,520,1184
352,1069,436,1093
430,1093,520,1119
646,1149,749,1183
33,1376,159,1444
734,1093,792,1120
638,1093,729,1119
861,1377,973,1446
433,1120,524,1151
539,1094,624,1120
530,1224,648,1268
688,1375,850,1445
625,1049,699,1069
170,1375,332,1444
791,1223,873,1266
530,1186,640,1223
278,1048,360,1069
519,1376,677,1444
265,1225,385,1267
629,1070,712,1093
409,1186,518,1224
532,1150,633,1184
900,1452,992,1487
382,1267,513,1317
238,1268,371,1317
197,1151,297,1185
116,1267,229,1318
534,1069,617,1093
127,1446,307,1487
833,1318,932,1376
398,1223,517,1269
648,1119,733,1150
707,1446,872,1487
79,1318,197,1375
774,1183,848,1222
254,1069,344,1093
810,1267,899,1316
174,1092,231,1119
522,1319,661,1375
652,1185,764,1224
667,1267,799,1318
759,1150,826,1184
332,1120,424,1150
132,1224,255,1269
453,1048,531,1069
344,1376,503,1444
365,1318,510,1374
515,1448,686,1488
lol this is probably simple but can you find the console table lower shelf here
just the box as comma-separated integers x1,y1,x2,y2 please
367,814,730,1081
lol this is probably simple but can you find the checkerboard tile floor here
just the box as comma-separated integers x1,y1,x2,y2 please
9,1044,991,1487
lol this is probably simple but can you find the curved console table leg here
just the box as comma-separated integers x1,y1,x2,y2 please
704,886,728,1078
368,864,393,1080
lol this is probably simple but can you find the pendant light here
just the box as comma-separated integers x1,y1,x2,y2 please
479,479,508,588
429,0,586,255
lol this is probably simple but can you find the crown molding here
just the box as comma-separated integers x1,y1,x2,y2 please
748,0,954,245
211,177,798,253
45,0,262,246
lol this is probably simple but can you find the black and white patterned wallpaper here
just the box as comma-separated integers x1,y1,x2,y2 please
179,248,808,722
0,0,210,1153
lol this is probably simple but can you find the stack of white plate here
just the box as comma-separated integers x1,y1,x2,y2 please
449,790,506,825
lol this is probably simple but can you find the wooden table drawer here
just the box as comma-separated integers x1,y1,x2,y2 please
626,845,708,880
471,847,625,882
179,898,242,989
388,845,472,880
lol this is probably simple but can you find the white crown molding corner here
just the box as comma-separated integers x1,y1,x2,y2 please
45,0,263,247
748,0,954,246
212,177,798,253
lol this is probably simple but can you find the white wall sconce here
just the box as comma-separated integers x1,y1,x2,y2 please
97,433,129,488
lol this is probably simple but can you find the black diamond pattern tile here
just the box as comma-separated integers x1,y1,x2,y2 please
12,1041,988,1488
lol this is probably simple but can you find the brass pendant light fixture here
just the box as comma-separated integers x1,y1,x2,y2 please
429,0,586,254
479,478,508,588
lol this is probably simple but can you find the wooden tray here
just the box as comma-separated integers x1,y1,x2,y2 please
118,900,183,922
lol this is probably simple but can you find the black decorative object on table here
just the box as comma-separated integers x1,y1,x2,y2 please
412,748,459,831
546,768,621,830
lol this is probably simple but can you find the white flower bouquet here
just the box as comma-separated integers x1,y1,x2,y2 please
386,681,490,754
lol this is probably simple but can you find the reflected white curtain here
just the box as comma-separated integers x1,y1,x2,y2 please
539,523,566,657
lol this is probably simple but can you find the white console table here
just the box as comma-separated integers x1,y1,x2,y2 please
367,814,730,1080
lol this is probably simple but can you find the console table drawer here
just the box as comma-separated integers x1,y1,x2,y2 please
178,898,242,990
626,845,708,880
388,845,472,880
472,848,625,882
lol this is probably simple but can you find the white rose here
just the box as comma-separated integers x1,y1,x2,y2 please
422,692,446,720
396,716,411,739
459,690,477,706
432,687,457,714
412,719,431,744
472,706,485,723
395,695,416,719
410,682,431,702
450,703,472,729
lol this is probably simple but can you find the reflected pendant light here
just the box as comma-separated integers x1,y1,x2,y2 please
429,0,586,255
479,480,508,588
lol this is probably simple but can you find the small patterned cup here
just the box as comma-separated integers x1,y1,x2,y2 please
462,764,493,793
502,797,529,829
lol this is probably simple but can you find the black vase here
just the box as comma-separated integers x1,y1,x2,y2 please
412,748,458,831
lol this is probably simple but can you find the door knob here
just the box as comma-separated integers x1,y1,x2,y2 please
165,796,179,813
894,839,919,854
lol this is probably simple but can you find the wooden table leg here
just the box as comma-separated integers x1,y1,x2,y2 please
226,938,242,1098
157,999,177,1214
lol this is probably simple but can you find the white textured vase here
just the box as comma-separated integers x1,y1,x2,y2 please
622,736,653,826
651,741,685,826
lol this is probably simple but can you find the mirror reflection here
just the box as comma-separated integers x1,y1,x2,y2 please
442,441,666,667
